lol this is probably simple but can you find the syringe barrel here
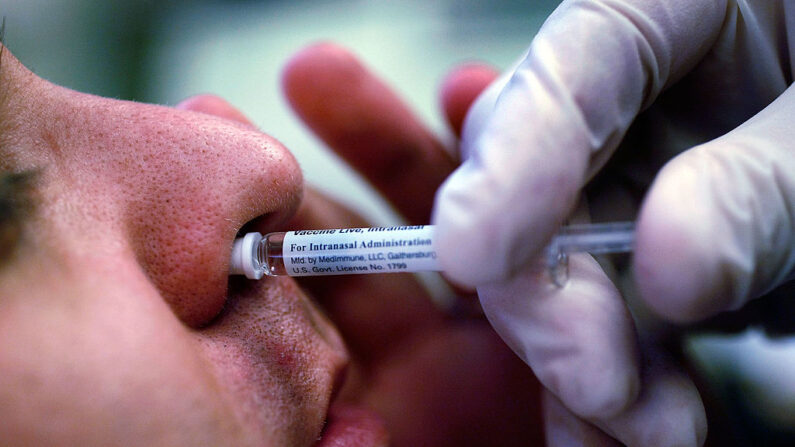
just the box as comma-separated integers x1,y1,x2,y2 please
265,226,439,277
551,221,635,255
231,222,636,285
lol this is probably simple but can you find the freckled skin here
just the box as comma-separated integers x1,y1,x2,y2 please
0,47,341,446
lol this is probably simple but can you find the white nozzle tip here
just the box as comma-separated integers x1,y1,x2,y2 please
230,232,263,279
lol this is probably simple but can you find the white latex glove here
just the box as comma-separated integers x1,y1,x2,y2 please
432,0,795,445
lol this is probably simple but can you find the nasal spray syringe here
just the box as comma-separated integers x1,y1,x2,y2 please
230,222,635,287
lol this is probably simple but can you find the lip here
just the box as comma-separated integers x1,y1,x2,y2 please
313,403,389,447
314,357,389,447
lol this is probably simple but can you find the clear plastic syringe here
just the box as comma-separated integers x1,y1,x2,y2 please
229,222,635,286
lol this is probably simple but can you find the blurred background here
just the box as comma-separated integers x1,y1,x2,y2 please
3,0,795,444
1,0,555,225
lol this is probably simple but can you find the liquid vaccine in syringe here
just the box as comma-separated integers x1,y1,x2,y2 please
230,223,635,286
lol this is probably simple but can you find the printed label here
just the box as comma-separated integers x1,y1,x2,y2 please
282,225,438,276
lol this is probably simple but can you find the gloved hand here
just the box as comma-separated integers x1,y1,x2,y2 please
432,0,795,445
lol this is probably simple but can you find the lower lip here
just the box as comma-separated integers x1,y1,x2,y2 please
313,403,389,447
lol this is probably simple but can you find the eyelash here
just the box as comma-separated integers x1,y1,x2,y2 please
0,17,6,71
0,171,37,264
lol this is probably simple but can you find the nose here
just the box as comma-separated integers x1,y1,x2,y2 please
121,106,303,326
35,83,303,326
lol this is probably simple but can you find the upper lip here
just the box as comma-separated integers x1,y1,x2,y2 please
211,274,352,440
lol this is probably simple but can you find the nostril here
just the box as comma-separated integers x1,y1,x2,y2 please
237,213,274,238
236,211,289,238
236,183,303,238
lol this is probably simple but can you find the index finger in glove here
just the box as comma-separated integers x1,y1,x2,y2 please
432,0,729,287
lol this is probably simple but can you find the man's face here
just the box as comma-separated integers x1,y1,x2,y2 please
0,47,380,446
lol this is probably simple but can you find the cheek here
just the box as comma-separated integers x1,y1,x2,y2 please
0,267,250,446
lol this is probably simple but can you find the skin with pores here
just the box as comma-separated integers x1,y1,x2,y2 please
0,42,543,446
0,45,339,446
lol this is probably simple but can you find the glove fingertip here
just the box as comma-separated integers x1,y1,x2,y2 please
634,157,733,323
433,172,514,288
567,367,640,420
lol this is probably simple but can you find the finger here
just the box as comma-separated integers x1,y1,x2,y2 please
635,84,795,323
481,256,707,446
363,324,544,446
433,0,729,287
543,390,622,447
282,42,456,224
175,94,256,127
478,255,641,420
595,345,706,447
439,63,499,137
286,187,443,366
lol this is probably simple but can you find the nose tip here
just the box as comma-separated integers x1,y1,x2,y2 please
233,131,304,231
